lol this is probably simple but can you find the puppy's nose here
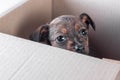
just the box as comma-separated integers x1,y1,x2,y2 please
74,45,84,53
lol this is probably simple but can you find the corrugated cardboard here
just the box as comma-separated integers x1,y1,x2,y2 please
0,33,120,80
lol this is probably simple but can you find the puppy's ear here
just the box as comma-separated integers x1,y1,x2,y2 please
80,13,96,31
29,24,51,45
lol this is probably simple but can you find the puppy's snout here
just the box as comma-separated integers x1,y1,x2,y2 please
74,45,84,53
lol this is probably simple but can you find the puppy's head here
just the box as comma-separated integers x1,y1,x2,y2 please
30,13,95,54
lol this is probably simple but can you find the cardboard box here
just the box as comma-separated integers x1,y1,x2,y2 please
0,0,28,17
0,33,120,80
0,0,52,38
0,0,120,60
103,58,120,64
0,0,120,80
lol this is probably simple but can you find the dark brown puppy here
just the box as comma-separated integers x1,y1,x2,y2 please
29,13,95,55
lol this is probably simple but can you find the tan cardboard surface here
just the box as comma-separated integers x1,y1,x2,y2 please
0,0,52,38
103,58,120,64
0,0,28,17
0,33,120,80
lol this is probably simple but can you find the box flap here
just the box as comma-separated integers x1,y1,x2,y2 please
0,0,28,18
0,33,120,80
0,0,52,38
103,58,120,64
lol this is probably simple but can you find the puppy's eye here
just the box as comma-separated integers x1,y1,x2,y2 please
80,29,87,36
56,36,67,43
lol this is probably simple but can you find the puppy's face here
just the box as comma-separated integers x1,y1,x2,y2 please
30,13,95,55
49,15,89,54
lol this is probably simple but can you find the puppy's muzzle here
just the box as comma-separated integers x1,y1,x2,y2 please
74,45,84,53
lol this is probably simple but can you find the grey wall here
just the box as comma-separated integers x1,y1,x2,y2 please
53,0,120,59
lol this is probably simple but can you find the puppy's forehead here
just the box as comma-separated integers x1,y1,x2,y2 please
50,15,78,25
50,15,86,29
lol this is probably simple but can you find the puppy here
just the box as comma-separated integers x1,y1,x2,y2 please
29,13,95,55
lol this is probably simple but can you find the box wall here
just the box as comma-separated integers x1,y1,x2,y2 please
0,0,52,39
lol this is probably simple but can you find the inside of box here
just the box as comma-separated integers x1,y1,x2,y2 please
0,0,120,60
